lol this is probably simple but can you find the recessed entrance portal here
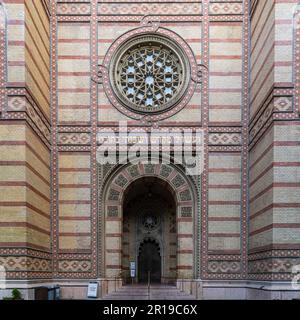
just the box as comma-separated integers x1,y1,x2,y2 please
102,162,197,284
138,239,161,283
122,177,177,284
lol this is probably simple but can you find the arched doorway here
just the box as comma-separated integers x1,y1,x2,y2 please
99,162,199,284
138,238,161,283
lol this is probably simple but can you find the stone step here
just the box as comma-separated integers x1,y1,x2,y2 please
101,284,196,300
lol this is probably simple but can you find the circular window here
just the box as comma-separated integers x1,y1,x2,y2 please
110,34,190,114
140,212,160,232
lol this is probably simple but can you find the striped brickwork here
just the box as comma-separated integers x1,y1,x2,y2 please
209,23,242,126
0,123,50,250
58,152,91,253
57,23,91,125
0,0,299,287
25,0,50,120
249,0,300,280
0,0,51,279
250,0,275,119
1,0,249,281
6,1,25,88
208,153,241,253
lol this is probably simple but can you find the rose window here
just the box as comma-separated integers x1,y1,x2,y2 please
110,35,190,114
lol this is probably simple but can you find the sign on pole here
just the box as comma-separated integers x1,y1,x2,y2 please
130,261,136,278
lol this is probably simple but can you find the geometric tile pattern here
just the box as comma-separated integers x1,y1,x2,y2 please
249,101,273,142
208,260,241,273
58,132,91,145
26,101,51,141
249,89,295,147
249,258,300,274
57,3,91,15
0,256,52,272
107,206,119,217
114,174,128,188
107,188,120,201
209,2,243,15
171,174,186,188
180,206,193,217
58,260,92,272
0,248,51,259
274,96,293,112
209,133,241,145
7,96,26,111
179,189,192,201
98,3,202,16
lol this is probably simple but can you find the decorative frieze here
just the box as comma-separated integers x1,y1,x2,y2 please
208,260,241,273
179,189,192,201
98,2,202,16
57,2,91,16
171,174,185,188
107,206,119,217
209,2,243,15
7,96,26,111
181,206,193,217
114,174,128,188
209,133,241,146
144,164,155,174
274,96,293,112
160,165,172,178
249,258,300,274
249,88,295,145
108,188,120,201
127,165,139,178
0,256,52,272
58,132,91,145
58,260,92,272
26,102,51,141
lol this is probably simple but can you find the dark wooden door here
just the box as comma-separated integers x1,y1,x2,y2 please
138,240,161,283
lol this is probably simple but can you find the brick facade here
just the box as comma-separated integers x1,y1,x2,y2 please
0,0,299,299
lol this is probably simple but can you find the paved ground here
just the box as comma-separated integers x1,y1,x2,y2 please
101,284,196,300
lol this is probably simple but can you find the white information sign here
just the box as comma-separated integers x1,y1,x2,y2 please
87,282,98,298
130,262,136,270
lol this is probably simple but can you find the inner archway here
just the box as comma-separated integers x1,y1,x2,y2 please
122,177,176,284
138,238,161,283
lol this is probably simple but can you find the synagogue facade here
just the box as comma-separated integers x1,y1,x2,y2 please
0,0,300,299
